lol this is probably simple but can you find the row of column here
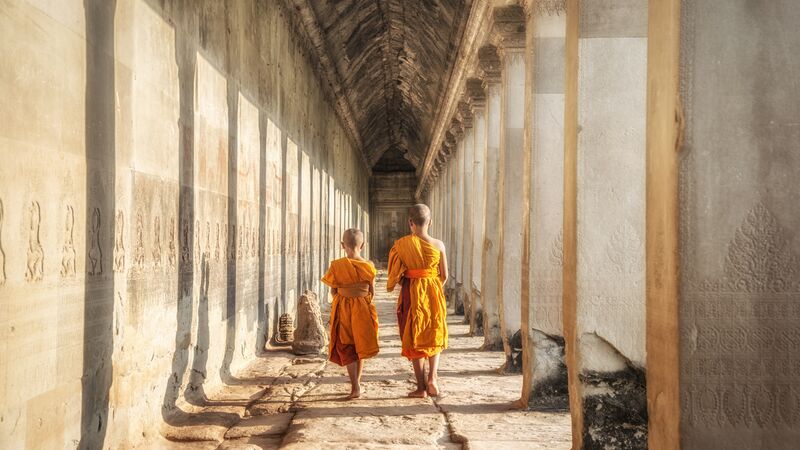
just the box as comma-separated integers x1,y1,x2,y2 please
424,0,800,449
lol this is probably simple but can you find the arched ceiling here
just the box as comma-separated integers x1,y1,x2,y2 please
293,0,471,172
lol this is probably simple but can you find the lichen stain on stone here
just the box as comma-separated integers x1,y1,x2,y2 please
581,366,647,450
529,329,568,410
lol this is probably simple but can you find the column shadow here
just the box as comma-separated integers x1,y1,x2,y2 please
80,1,116,447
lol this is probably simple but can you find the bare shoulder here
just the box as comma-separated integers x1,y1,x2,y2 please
433,238,446,253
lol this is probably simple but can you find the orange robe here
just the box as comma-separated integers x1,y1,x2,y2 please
321,257,379,366
387,235,448,359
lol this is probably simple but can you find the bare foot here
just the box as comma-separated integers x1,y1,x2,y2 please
426,380,440,397
347,385,362,400
407,388,428,398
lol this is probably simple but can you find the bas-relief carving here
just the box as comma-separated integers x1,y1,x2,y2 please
214,223,220,261
152,216,162,269
181,219,191,267
195,220,202,265
25,201,44,282
114,210,125,273
167,217,177,270
222,224,228,263
133,213,145,272
0,199,5,285
60,205,76,278
88,207,103,276
682,201,800,429
204,221,211,259
605,220,643,274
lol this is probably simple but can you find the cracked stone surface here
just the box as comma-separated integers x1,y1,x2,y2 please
163,273,571,449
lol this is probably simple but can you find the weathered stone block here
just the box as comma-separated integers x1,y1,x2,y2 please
291,290,327,356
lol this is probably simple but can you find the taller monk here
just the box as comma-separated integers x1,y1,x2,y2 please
387,203,448,398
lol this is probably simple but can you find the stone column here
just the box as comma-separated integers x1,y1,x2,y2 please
458,103,473,318
467,78,486,336
494,5,527,373
454,130,465,312
520,1,568,409
563,0,648,447
478,44,504,350
444,128,459,303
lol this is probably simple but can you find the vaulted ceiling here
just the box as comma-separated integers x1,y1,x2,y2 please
293,0,471,172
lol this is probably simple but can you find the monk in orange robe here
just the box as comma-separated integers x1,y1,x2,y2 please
387,204,448,398
321,228,379,399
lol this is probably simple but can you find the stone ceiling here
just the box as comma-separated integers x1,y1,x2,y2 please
293,0,471,172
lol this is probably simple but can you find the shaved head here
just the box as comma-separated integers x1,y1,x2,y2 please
408,204,431,227
342,228,364,249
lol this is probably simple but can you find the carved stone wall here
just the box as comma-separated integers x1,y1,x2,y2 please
679,1,800,447
0,1,369,448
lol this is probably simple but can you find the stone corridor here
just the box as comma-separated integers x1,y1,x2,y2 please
160,272,570,450
2,0,800,449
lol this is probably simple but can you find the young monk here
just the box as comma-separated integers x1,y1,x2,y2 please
321,228,379,399
387,204,448,398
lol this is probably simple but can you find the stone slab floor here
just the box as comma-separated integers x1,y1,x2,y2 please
160,273,571,449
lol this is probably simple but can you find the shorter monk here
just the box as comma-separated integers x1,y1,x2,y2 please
388,204,448,398
321,228,379,399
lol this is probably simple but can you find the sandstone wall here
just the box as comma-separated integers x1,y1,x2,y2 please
0,1,369,448
678,1,800,447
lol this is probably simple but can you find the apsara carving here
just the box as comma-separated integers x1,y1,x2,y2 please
61,205,76,277
25,201,44,282
88,207,103,276
114,210,125,273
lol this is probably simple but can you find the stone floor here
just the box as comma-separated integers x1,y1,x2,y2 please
159,273,571,449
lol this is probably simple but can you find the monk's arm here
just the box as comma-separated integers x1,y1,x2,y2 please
369,278,375,296
438,248,448,285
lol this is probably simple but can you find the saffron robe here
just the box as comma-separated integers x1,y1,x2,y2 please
387,235,448,359
321,257,379,366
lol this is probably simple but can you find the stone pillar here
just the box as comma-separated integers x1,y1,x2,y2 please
454,129,465,313
520,1,568,409
458,103,473,318
563,0,648,447
478,44,504,350
467,78,486,336
494,5,527,373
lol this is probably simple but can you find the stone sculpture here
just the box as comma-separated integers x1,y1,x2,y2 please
25,201,44,282
60,205,76,277
291,290,327,355
88,207,103,276
113,210,125,272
